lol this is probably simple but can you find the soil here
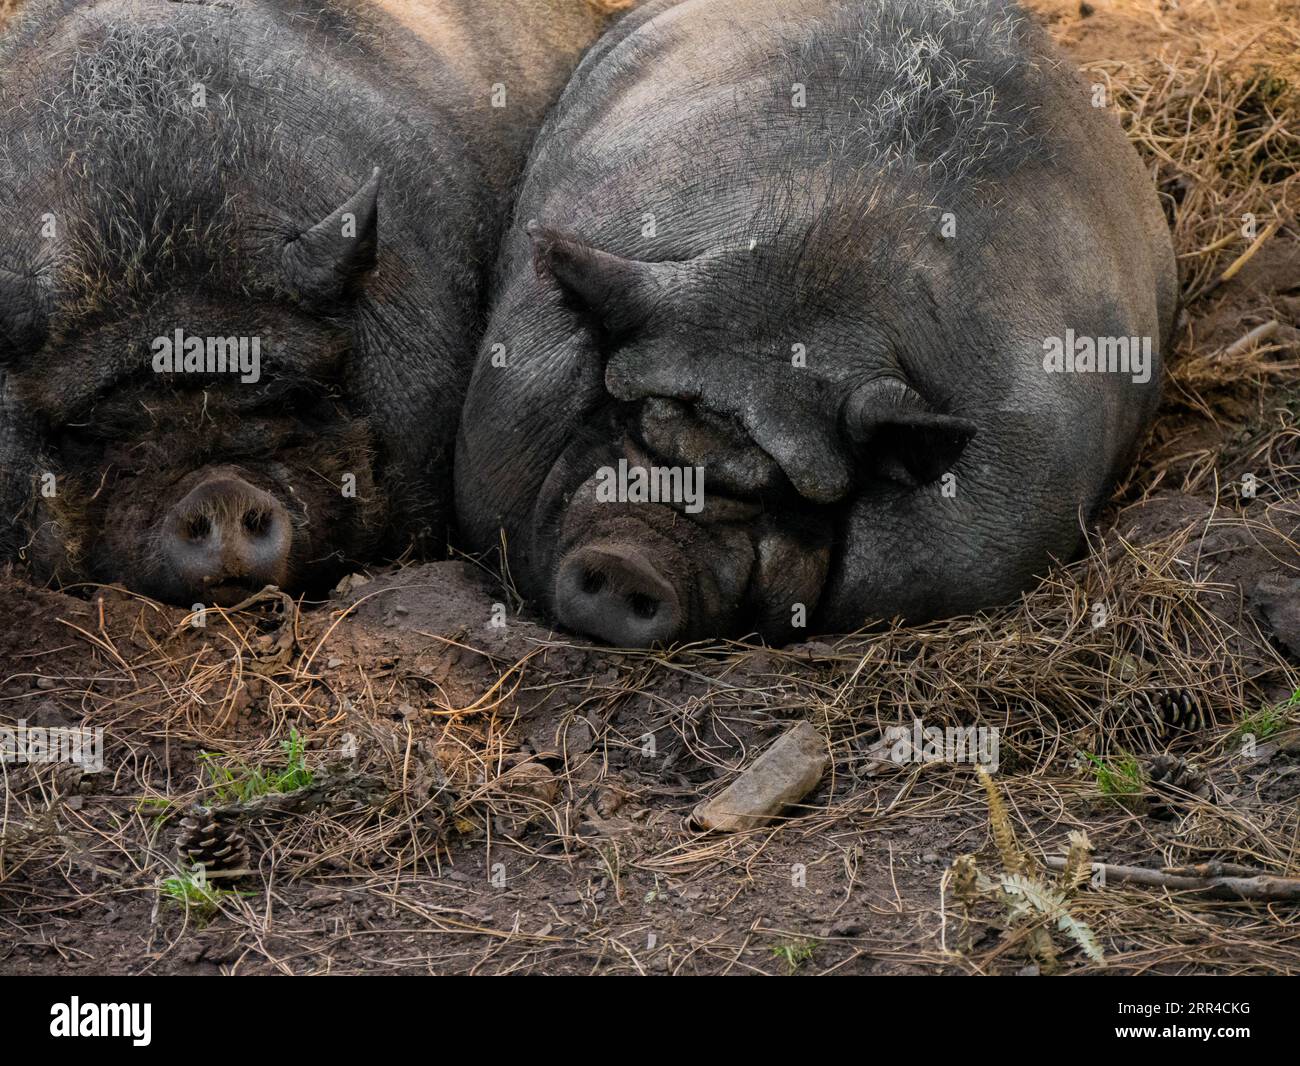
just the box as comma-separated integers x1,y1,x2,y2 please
1033,0,1295,66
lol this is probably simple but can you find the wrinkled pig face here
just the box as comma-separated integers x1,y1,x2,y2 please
14,295,384,607
1,169,393,605
524,224,976,647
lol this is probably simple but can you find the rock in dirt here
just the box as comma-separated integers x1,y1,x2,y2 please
1252,574,1300,660
487,760,561,835
690,720,829,832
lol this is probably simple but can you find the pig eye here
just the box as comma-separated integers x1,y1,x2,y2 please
184,515,212,541
251,382,343,425
57,423,104,456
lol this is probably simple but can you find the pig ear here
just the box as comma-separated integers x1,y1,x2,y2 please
843,379,977,485
526,221,681,335
0,266,53,362
281,168,381,304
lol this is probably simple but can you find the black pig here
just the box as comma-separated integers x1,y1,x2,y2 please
456,0,1178,645
0,0,621,605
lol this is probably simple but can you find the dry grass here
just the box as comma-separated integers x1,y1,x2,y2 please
1088,18,1300,299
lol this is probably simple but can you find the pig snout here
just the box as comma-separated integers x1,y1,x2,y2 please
555,543,683,647
162,474,292,604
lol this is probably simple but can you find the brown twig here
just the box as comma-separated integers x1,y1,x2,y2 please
1044,857,1300,901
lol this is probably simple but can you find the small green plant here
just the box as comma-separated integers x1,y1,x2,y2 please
199,727,314,804
135,795,179,847
590,839,618,879
770,939,817,974
1233,688,1299,742
135,796,174,834
159,867,249,921
1085,753,1144,802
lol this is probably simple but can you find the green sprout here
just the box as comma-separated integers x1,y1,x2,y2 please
198,727,314,804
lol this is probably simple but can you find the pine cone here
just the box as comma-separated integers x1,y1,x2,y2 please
1136,688,1207,737
1144,754,1214,819
176,806,250,875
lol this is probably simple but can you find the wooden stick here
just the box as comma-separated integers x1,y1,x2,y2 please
201,765,388,821
1162,861,1268,879
1220,319,1280,359
1043,856,1300,901
1199,215,1286,296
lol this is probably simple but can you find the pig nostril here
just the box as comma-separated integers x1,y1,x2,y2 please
243,508,271,537
183,515,212,541
580,569,607,596
627,592,659,620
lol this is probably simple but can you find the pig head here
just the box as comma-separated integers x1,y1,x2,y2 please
0,0,623,605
